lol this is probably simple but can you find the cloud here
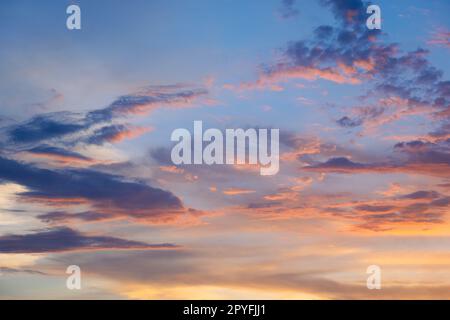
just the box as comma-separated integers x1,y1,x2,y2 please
5,84,208,147
47,247,450,299
279,132,337,163
150,147,174,166
320,0,366,27
354,208,445,232
0,267,46,275
0,227,178,253
86,125,152,145
26,144,93,163
237,0,384,91
394,139,450,167
223,188,256,196
8,113,86,144
304,137,450,177
336,116,363,128
235,64,364,91
234,0,449,143
323,188,450,231
354,204,395,212
0,156,185,220
306,157,367,171
86,84,208,122
400,190,441,200
37,211,112,223
159,165,185,174
244,271,450,299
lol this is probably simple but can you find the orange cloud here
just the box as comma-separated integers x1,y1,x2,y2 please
225,65,363,92
107,126,153,143
223,188,256,196
159,165,185,174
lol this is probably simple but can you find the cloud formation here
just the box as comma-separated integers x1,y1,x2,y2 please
26,144,93,163
0,156,185,220
0,227,178,253
6,84,208,147
279,0,299,19
86,125,152,145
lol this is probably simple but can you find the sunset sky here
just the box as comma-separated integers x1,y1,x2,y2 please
0,0,450,299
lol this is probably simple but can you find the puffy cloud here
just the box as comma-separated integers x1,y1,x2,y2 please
320,0,366,27
0,267,46,275
233,0,449,145
236,0,384,91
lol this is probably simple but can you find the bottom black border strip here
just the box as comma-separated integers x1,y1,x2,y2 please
0,300,448,318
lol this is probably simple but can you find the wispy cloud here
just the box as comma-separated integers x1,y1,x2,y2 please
0,227,178,253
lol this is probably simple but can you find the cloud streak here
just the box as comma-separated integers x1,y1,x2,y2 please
0,227,178,253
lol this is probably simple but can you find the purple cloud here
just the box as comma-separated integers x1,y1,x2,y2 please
0,227,178,253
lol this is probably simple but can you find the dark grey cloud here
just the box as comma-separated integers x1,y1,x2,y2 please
247,202,282,209
394,139,450,166
0,267,46,275
6,85,208,147
8,113,85,144
304,136,450,175
354,204,394,212
400,190,440,200
0,227,178,253
150,147,175,165
0,156,183,216
430,123,450,140
308,157,366,169
86,85,208,123
394,140,430,151
358,211,444,231
336,116,363,128
86,124,128,145
320,0,366,26
314,25,334,39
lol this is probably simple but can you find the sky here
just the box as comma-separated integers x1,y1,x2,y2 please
0,0,450,299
